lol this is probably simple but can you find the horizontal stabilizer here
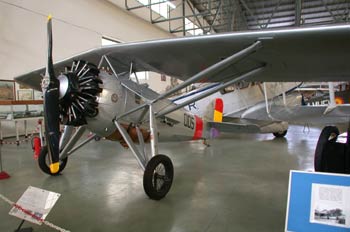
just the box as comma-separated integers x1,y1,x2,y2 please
208,117,288,136
207,121,260,134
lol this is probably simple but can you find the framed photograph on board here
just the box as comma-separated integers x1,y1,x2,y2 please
33,90,43,100
19,83,31,89
0,80,15,100
17,89,33,100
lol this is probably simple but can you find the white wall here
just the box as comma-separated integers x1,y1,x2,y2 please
0,0,175,138
0,0,175,79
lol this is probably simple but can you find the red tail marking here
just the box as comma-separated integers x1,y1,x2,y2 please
215,98,223,112
192,116,203,140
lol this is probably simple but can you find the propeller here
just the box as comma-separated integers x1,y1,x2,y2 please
42,15,60,174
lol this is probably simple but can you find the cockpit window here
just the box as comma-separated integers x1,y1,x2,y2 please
220,81,251,94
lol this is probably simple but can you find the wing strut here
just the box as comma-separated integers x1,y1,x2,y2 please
156,66,265,117
116,40,263,121
324,82,336,114
154,40,262,101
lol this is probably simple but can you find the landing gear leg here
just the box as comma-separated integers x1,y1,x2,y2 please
113,105,174,200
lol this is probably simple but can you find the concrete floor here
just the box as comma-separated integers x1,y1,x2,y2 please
0,125,320,232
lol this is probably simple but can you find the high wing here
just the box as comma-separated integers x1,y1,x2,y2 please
15,24,350,90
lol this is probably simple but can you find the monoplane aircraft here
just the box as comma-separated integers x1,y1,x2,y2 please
15,16,350,200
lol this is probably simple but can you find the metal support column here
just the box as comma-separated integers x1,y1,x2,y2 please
24,120,28,138
295,0,302,26
15,121,19,145
0,139,10,179
0,121,2,144
182,0,186,36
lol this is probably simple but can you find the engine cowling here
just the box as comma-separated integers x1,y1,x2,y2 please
84,69,126,137
57,60,143,140
58,60,102,126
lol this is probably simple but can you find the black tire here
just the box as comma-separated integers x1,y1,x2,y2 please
143,154,174,200
314,126,339,172
38,146,68,176
273,130,287,138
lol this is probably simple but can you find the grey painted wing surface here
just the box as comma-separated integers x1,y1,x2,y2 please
15,24,350,90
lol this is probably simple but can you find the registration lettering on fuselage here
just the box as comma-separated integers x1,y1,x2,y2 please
184,113,195,130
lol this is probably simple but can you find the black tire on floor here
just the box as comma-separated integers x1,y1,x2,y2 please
38,146,68,176
143,154,174,200
273,130,288,138
314,126,339,172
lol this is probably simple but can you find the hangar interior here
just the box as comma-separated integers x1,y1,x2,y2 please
0,0,349,231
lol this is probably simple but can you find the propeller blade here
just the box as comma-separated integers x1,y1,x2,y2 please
46,15,55,79
43,15,60,174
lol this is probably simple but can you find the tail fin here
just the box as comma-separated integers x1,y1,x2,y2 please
213,98,223,122
204,98,223,122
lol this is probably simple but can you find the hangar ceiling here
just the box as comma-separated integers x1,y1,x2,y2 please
190,0,350,32
124,0,350,35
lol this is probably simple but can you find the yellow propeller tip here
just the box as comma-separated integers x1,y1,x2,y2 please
50,162,59,174
47,14,52,20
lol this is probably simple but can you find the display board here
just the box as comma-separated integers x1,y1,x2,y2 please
285,170,350,232
9,186,60,225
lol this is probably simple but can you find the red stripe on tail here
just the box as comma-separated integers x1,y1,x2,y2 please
215,98,223,112
192,116,203,140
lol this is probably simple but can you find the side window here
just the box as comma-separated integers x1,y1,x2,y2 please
237,81,249,89
220,81,250,94
220,85,235,94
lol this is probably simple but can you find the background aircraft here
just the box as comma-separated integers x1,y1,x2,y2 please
173,80,350,140
15,17,350,200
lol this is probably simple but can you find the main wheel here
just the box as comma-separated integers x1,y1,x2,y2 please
273,130,287,138
38,146,68,176
314,126,339,172
143,154,174,200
